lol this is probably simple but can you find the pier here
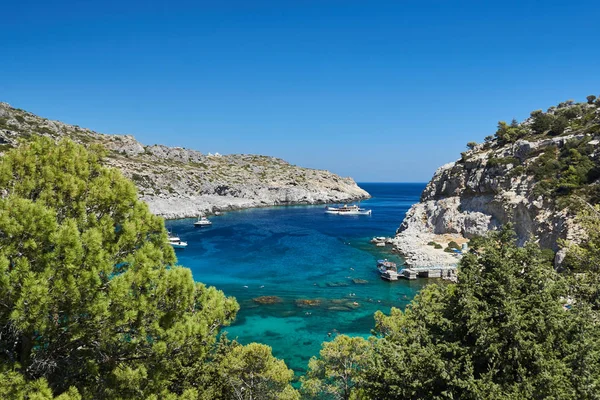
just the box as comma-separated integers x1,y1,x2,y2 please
398,266,457,281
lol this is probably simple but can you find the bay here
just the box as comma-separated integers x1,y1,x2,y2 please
165,182,427,375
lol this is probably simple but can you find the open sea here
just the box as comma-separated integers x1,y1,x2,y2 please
165,182,427,376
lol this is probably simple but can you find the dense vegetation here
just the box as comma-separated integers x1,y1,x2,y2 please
301,225,600,399
459,95,600,203
0,139,299,399
2,122,600,398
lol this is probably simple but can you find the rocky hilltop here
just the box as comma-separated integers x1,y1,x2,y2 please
0,102,369,218
394,95,600,267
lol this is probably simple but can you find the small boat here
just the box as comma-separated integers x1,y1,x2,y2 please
325,204,372,215
377,259,397,273
168,233,188,249
381,269,399,281
194,215,212,227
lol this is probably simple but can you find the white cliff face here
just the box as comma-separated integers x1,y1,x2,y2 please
393,134,597,267
0,102,369,218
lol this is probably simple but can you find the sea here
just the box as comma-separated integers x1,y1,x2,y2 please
165,182,427,376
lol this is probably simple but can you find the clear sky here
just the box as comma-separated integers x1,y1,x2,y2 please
1,0,599,182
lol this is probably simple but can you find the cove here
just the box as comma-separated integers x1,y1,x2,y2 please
165,183,427,375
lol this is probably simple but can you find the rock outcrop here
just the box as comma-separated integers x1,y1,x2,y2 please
393,99,600,267
0,102,369,218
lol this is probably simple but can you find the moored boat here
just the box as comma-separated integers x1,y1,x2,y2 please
168,233,188,248
377,259,397,273
325,204,372,215
381,269,399,281
194,215,212,227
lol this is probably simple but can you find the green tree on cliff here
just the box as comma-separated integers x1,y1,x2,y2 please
0,138,297,399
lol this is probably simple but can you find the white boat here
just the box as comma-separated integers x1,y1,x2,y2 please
325,204,372,215
381,269,399,281
168,233,188,249
194,215,212,227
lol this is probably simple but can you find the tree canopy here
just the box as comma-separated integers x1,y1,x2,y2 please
0,138,297,399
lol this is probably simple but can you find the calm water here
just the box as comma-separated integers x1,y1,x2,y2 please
165,183,427,376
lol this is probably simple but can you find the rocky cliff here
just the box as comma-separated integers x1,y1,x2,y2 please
393,96,600,267
0,102,369,218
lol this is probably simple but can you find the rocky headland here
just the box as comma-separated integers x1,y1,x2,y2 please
0,102,369,218
393,97,600,267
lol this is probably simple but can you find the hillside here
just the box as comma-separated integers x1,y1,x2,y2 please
394,95,600,267
0,102,369,218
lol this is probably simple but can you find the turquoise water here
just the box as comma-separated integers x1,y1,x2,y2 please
165,183,427,376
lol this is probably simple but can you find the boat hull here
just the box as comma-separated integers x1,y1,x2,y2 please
325,210,372,215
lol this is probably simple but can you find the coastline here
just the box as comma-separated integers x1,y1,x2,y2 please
147,193,371,220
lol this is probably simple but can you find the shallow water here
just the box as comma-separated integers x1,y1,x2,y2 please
166,183,427,375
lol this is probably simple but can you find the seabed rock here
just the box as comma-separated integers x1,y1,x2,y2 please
295,299,322,307
253,296,283,305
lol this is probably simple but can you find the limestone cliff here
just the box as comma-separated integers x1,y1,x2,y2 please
0,102,369,218
394,97,600,267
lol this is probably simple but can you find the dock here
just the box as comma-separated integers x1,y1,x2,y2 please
388,266,457,281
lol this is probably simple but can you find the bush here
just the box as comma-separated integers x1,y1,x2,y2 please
495,120,528,144
487,156,520,168
447,241,460,250
550,115,568,136
466,142,478,150
434,243,443,249
587,95,597,104
530,110,554,135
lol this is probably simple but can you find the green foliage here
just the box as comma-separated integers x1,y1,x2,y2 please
447,240,460,250
0,370,81,399
530,110,555,134
0,138,243,398
434,243,443,249
550,115,569,136
494,119,528,144
562,204,600,309
357,226,600,399
466,141,477,150
587,95,597,104
487,156,520,168
528,137,599,198
301,335,372,400
215,342,299,400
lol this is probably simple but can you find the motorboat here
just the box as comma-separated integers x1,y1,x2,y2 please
377,259,397,273
168,233,188,249
325,204,372,215
381,269,399,281
194,215,212,227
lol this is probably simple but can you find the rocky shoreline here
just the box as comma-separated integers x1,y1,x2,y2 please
144,192,369,220
0,102,370,219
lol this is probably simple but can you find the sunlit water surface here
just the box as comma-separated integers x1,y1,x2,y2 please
165,183,427,376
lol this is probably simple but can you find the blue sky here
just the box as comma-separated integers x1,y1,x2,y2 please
1,0,599,182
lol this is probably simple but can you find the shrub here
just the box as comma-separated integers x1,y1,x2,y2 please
530,110,554,135
487,156,520,168
587,95,597,104
466,142,478,150
447,241,460,250
549,115,568,136
495,120,528,144
434,243,443,249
